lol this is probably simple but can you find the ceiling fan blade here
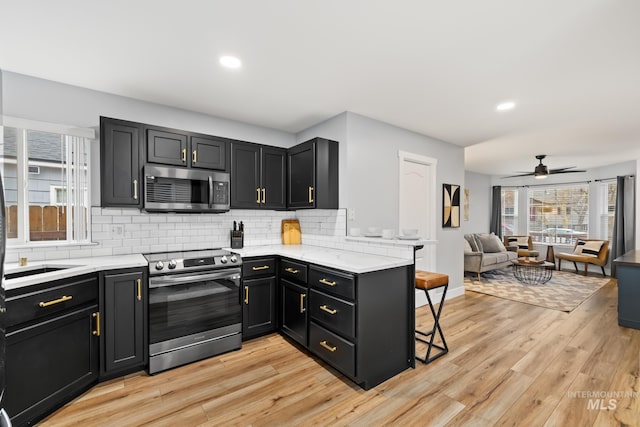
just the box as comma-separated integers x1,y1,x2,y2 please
549,166,576,173
501,172,535,179
549,169,586,174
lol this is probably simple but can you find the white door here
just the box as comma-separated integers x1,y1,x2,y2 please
398,151,437,306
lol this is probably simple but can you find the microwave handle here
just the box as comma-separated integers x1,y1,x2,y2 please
208,175,213,208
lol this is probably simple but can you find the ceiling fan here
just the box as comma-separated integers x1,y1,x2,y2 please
503,154,586,179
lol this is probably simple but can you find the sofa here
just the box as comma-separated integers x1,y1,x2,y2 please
464,233,518,280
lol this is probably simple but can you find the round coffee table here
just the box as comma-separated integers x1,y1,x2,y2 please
511,259,555,285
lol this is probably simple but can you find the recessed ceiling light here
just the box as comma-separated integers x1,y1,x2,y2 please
219,55,242,69
496,101,516,112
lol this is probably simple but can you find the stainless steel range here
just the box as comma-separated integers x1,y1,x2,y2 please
144,248,242,374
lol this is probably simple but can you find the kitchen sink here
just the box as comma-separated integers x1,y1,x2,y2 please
5,266,74,280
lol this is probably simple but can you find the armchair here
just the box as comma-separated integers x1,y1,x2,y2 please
503,235,539,258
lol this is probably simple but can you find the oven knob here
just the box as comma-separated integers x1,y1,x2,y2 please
230,255,237,263
220,256,228,264
168,259,177,269
155,261,164,271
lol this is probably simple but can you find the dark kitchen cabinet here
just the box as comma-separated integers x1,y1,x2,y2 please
146,128,228,171
100,269,147,379
5,274,100,427
281,281,308,347
191,135,228,170
308,264,412,390
100,117,143,207
287,137,338,209
280,259,309,347
242,258,277,339
146,128,188,167
231,142,286,209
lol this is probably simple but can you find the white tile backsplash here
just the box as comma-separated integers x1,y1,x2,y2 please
6,207,356,261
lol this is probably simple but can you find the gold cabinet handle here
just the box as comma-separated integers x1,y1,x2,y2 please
308,186,314,203
133,179,138,200
300,293,306,313
93,312,101,336
320,340,336,352
244,286,249,304
320,305,337,315
262,188,266,204
39,295,72,308
285,267,299,274
137,278,142,301
256,188,261,204
181,148,187,162
252,265,270,271
319,278,336,287
192,150,197,163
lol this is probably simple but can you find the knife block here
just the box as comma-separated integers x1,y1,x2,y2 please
230,230,244,249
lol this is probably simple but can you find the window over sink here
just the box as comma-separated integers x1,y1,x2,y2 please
0,118,93,245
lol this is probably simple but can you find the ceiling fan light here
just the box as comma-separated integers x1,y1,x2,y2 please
535,174,548,180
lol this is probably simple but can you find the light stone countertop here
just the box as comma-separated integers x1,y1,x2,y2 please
225,244,413,274
4,254,148,291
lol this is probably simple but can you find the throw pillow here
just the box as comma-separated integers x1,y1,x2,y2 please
463,238,473,253
506,236,529,250
465,234,479,252
574,240,604,257
478,233,506,253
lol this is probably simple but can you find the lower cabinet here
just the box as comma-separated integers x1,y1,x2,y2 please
280,279,308,347
242,258,277,340
5,275,100,427
100,269,147,379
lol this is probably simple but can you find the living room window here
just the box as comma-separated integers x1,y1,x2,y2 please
599,181,617,241
0,120,92,245
501,188,518,235
528,184,589,245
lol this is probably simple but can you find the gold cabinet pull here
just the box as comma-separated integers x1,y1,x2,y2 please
137,278,142,301
319,278,336,287
181,148,187,162
320,305,337,315
252,265,270,271
256,188,261,204
261,188,266,204
244,286,249,304
92,312,101,336
300,293,306,313
320,340,336,352
192,150,197,163
308,186,314,203
133,179,138,200
39,295,72,308
285,267,299,274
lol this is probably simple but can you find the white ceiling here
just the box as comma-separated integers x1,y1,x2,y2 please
1,0,639,177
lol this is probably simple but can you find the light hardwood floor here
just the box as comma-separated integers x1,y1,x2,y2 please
40,279,639,426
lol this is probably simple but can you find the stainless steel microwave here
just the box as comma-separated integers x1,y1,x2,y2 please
144,165,230,213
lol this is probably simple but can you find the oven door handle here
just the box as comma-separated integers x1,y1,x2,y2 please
149,270,241,288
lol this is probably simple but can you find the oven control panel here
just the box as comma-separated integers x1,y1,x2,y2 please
146,250,241,275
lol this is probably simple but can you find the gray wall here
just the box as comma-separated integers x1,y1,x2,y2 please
298,111,466,293
463,171,492,234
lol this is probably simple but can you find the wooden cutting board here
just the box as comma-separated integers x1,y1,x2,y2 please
281,219,301,245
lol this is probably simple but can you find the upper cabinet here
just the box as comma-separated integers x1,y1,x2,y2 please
231,142,286,209
100,117,143,208
146,127,228,171
287,137,339,209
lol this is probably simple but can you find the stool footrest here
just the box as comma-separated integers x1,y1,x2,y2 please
415,272,449,364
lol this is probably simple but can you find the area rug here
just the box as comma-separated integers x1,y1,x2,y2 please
464,269,612,312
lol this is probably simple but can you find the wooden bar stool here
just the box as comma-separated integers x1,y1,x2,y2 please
415,270,449,364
